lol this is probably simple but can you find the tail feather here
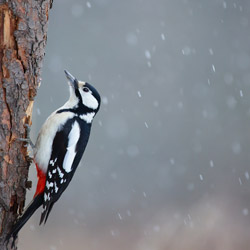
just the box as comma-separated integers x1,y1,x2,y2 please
39,202,54,225
5,193,43,246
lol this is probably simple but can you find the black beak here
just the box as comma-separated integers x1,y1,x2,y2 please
64,70,78,89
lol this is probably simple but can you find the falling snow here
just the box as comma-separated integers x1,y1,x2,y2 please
153,101,159,107
153,225,160,232
232,142,241,154
245,171,249,180
209,48,214,55
212,64,216,72
170,158,175,165
239,177,242,185
86,1,91,8
49,246,57,250
210,160,214,168
182,46,191,56
242,208,249,216
29,2,250,249
102,96,108,105
144,50,151,59
118,213,123,220
36,108,41,115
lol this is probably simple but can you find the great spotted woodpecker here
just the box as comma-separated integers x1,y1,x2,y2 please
6,70,101,243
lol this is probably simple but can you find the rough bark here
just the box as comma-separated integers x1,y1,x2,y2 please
0,0,52,249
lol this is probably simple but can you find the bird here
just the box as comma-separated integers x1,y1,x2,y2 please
6,70,101,245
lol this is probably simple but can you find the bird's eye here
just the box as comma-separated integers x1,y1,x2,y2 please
83,87,89,92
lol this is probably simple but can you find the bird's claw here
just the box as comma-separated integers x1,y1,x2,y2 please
17,124,35,149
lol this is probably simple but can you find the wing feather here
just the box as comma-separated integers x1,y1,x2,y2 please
63,122,80,172
40,119,81,224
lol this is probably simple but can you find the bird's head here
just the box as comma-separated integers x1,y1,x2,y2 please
64,70,101,116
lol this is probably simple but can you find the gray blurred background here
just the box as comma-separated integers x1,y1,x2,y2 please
19,0,250,249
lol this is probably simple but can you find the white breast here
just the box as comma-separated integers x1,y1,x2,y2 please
34,111,75,173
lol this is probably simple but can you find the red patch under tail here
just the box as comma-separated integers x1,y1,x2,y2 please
34,163,46,198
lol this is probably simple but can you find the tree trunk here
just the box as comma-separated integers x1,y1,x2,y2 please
0,0,52,248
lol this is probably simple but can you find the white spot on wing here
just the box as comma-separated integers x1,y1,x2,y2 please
48,171,52,178
63,121,80,173
54,182,59,193
50,158,57,166
80,112,95,123
46,181,54,189
44,193,47,202
57,167,64,178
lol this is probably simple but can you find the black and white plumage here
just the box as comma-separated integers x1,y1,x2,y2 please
6,70,101,243
39,116,92,224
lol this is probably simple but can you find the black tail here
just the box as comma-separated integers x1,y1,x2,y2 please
40,201,55,225
5,193,43,247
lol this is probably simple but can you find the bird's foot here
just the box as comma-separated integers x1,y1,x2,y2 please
18,124,35,149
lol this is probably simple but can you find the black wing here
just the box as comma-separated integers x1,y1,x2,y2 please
40,117,91,224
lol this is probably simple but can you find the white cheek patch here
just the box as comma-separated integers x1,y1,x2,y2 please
79,89,99,110
62,121,80,173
